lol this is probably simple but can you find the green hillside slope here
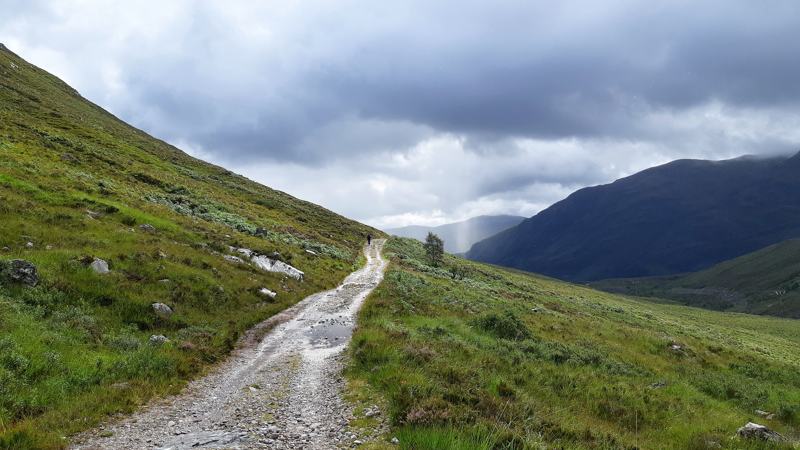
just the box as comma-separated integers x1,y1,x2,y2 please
0,44,380,448
592,239,800,318
349,238,800,449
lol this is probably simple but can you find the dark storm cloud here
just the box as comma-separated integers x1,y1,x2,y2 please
18,0,794,166
3,0,800,226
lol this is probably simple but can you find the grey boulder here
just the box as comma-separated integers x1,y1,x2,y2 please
152,302,174,320
1,259,39,286
737,422,783,442
91,258,110,274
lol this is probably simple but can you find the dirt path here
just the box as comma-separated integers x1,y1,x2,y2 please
72,240,387,450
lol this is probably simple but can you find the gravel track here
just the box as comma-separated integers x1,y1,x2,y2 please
71,239,387,450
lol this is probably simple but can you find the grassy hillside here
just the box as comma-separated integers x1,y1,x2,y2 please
0,44,380,448
592,239,800,319
349,238,800,449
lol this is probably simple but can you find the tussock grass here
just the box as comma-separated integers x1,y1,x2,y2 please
347,237,800,449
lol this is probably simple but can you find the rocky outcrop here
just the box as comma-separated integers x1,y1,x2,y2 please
736,422,783,442
251,255,304,281
1,259,39,286
139,224,156,233
228,247,305,281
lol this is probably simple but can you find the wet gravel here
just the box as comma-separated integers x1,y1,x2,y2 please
71,240,387,450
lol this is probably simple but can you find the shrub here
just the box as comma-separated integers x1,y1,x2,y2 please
473,311,531,341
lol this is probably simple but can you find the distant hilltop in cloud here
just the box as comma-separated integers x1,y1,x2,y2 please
386,215,525,254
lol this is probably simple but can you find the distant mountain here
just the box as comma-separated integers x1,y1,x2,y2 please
386,215,525,253
592,239,800,318
467,153,800,281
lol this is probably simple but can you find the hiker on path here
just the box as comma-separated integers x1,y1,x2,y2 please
367,234,372,246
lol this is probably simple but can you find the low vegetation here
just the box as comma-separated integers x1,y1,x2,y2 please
0,45,380,448
348,237,800,449
593,239,800,319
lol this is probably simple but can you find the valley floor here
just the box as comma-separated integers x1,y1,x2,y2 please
70,240,387,450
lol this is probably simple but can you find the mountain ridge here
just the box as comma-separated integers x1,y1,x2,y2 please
467,151,800,281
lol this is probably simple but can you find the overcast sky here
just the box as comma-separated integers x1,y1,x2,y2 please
3,1,800,228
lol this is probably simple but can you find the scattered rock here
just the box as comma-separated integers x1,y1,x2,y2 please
234,247,254,258
305,249,317,256
157,251,168,259
45,245,53,250
61,153,79,163
224,255,246,264
364,405,381,418
650,380,667,389
668,342,684,353
139,224,156,233
86,209,102,220
91,258,110,274
1,247,9,252
25,241,34,249
158,279,171,284
152,302,174,320
1,259,39,286
259,288,277,299
178,341,196,351
736,422,783,442
755,410,775,420
149,335,169,346
391,437,400,445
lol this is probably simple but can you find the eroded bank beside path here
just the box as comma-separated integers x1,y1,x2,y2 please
71,239,387,450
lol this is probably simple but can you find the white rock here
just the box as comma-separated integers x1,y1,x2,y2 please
259,288,278,299
251,255,304,281
224,255,246,264
305,249,317,256
391,437,400,444
235,247,254,258
25,241,34,248
91,258,110,274
149,335,169,346
152,302,174,319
